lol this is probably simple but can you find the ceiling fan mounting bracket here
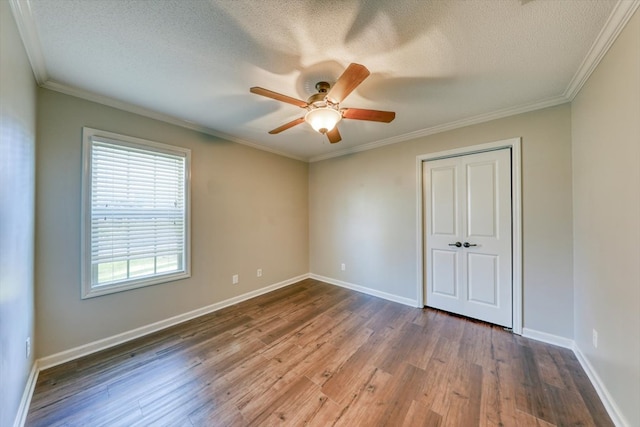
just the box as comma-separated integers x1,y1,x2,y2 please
315,81,330,93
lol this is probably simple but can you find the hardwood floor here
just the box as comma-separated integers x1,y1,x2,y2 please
26,279,613,426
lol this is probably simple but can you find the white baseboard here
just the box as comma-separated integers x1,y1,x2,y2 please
22,275,629,427
522,328,627,427
522,327,574,349
13,361,39,427
572,343,629,427
309,274,420,307
38,274,309,370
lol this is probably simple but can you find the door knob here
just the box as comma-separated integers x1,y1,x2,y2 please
448,242,462,247
463,242,477,248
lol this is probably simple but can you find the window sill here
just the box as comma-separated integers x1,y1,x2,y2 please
81,271,191,299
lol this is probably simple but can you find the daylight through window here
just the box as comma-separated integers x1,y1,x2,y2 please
81,128,190,298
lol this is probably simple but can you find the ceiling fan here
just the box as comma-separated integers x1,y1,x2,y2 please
250,63,395,144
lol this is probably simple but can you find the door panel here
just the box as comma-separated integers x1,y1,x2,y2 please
431,166,457,236
432,250,458,297
424,148,512,327
467,253,497,305
467,162,497,237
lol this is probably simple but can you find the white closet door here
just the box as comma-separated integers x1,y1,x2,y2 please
424,148,512,327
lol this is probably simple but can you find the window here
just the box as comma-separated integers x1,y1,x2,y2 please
81,128,190,298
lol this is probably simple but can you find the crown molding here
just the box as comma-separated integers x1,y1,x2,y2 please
41,81,306,162
311,0,638,163
38,76,568,165
8,0,48,84
564,0,640,101
9,0,306,162
309,95,567,162
11,0,637,164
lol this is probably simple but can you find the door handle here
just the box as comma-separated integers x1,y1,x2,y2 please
463,242,477,248
448,242,462,247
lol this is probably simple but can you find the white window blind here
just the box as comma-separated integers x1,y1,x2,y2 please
81,128,190,298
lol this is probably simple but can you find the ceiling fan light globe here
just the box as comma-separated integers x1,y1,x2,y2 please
305,108,341,134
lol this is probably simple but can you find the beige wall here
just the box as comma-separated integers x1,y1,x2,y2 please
310,104,574,338
20,7,640,425
572,9,640,427
0,2,37,425
35,89,309,358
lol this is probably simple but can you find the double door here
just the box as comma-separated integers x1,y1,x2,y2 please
423,148,512,327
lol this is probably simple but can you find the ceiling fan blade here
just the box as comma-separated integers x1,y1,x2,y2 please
342,108,396,123
326,127,342,144
250,87,308,108
326,63,370,104
268,117,305,134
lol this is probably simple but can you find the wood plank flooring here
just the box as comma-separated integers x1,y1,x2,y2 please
26,279,613,426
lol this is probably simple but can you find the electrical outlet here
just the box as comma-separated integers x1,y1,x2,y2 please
341,263,346,271
592,329,598,348
26,337,31,359
257,268,262,277
232,274,239,284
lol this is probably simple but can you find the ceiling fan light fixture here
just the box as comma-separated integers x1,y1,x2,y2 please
305,107,342,134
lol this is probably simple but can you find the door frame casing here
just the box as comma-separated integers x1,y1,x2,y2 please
416,137,522,335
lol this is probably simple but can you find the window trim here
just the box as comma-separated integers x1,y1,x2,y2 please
81,127,191,299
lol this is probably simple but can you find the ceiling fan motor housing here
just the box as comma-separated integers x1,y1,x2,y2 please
307,82,332,106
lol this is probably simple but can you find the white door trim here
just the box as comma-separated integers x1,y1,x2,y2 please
416,137,522,334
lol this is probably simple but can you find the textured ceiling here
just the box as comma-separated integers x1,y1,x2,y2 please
16,0,624,160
